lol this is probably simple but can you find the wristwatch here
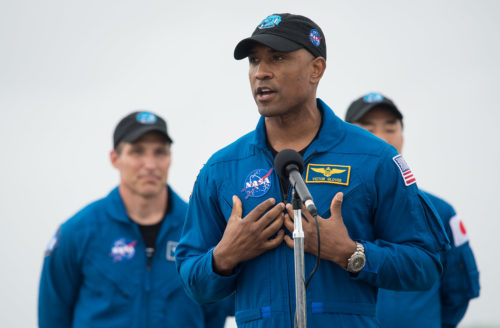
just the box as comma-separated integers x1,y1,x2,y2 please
346,242,366,273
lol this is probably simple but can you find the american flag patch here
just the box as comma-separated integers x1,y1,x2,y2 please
392,155,416,186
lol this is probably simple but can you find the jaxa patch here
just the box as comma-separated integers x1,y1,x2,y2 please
45,228,61,256
110,238,137,262
241,168,273,199
392,155,416,186
305,164,350,185
449,215,469,247
166,241,178,262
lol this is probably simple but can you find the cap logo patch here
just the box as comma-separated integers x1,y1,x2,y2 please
258,15,282,29
363,93,384,103
241,168,273,198
136,112,157,124
110,238,137,262
305,164,350,186
392,155,416,186
309,29,322,47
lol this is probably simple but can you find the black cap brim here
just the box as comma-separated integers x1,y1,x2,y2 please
347,103,403,123
120,126,173,145
234,34,303,60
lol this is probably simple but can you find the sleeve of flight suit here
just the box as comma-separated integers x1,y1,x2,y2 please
176,165,240,304
354,150,446,291
439,210,480,327
38,223,82,328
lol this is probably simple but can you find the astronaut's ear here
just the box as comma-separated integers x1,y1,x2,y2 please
310,56,326,84
110,149,119,169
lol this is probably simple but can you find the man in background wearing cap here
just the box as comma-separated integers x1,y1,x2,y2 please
345,92,480,328
176,14,447,327
38,111,231,327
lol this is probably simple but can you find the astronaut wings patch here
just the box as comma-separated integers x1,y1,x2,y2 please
392,155,416,186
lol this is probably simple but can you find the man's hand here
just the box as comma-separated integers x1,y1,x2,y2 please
213,196,285,276
283,192,356,269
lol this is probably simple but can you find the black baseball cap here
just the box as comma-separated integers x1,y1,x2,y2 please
345,92,403,123
234,13,326,60
113,111,172,149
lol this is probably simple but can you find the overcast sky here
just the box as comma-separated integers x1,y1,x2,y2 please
1,0,499,327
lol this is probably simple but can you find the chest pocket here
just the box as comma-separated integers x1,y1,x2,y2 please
82,259,138,300
75,259,138,327
306,173,375,241
307,177,362,218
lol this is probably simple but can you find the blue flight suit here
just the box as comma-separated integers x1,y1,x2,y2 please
377,191,480,328
176,99,449,328
38,186,231,328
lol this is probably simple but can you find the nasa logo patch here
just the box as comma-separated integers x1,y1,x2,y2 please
309,29,322,47
258,15,282,29
241,168,273,199
110,238,137,262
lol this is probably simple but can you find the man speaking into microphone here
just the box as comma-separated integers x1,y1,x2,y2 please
176,13,448,327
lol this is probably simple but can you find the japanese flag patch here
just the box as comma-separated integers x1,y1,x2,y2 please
392,155,416,186
449,215,469,247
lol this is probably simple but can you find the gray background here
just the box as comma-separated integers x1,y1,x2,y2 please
1,0,499,327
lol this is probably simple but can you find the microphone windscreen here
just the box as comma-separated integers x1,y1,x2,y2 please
274,149,305,179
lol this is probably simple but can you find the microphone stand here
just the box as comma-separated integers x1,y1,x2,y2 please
293,189,306,328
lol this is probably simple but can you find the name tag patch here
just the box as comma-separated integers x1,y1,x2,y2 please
305,164,350,186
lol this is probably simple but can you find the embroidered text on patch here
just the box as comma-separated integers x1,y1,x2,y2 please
305,164,350,186
309,29,322,47
241,168,273,199
392,155,416,186
110,238,137,262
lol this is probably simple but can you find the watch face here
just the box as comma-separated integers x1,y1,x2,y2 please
351,256,365,270
348,254,366,272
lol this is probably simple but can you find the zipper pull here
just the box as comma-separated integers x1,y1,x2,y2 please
146,247,154,270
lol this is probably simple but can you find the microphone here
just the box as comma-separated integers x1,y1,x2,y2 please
274,149,318,217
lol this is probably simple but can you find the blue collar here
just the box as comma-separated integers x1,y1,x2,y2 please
105,185,183,229
250,98,346,156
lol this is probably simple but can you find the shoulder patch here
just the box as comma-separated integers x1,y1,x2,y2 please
305,164,350,186
449,215,469,247
45,228,61,256
392,155,416,186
